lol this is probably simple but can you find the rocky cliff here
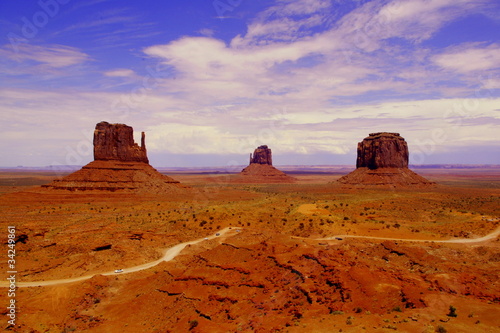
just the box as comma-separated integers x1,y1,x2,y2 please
42,121,185,193
249,145,273,165
236,145,295,183
94,121,149,163
338,132,434,187
356,132,408,169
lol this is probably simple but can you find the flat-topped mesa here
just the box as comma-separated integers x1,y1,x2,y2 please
356,132,408,169
94,121,149,164
337,132,434,187
250,145,273,165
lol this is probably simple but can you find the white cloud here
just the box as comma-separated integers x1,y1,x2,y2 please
0,44,89,68
104,68,136,77
433,43,500,73
198,28,215,37
482,77,500,90
335,0,489,52
1,0,499,166
233,0,333,45
278,0,332,16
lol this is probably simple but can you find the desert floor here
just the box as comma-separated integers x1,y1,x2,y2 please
0,167,499,332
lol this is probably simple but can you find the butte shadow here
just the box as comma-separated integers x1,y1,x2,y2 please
336,132,435,188
41,121,188,194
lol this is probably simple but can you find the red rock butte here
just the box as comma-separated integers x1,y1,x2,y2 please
236,145,296,183
94,121,149,163
338,132,434,187
42,121,185,193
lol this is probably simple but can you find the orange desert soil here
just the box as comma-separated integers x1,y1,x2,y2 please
0,169,499,332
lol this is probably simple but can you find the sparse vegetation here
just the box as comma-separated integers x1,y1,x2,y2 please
188,320,198,330
436,325,447,333
447,306,457,317
2,168,499,331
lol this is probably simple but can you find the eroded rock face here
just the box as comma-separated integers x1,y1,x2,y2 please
41,121,186,193
236,145,296,183
249,145,273,165
338,132,434,187
356,132,408,169
94,121,149,163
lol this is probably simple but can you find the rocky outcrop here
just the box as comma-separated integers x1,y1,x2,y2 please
42,121,186,193
338,132,434,187
249,145,273,165
94,121,148,163
234,145,296,183
356,132,408,169
43,160,184,193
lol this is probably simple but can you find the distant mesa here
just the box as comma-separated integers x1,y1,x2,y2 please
236,145,296,183
248,145,273,165
338,132,434,187
42,121,186,193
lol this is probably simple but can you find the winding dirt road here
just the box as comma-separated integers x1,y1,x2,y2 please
2,225,498,289
0,227,240,288
294,226,500,244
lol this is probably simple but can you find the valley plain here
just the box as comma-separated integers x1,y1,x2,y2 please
0,166,499,332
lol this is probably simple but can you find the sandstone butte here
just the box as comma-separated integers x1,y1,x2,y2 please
236,145,296,183
338,132,434,187
42,121,186,193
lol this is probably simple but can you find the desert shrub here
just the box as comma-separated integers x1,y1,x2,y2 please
188,320,198,330
447,305,457,317
383,325,397,330
436,325,447,333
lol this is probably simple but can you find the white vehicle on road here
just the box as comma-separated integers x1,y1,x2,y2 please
114,269,123,273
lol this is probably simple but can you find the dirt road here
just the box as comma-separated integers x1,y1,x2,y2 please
3,225,498,288
0,227,240,288
297,226,500,244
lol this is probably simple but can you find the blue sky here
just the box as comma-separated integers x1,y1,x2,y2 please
1,0,499,167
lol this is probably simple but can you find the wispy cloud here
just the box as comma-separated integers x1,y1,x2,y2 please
104,68,135,77
433,43,500,73
0,43,90,82
52,7,158,48
1,0,499,166
233,0,334,45
0,43,89,68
